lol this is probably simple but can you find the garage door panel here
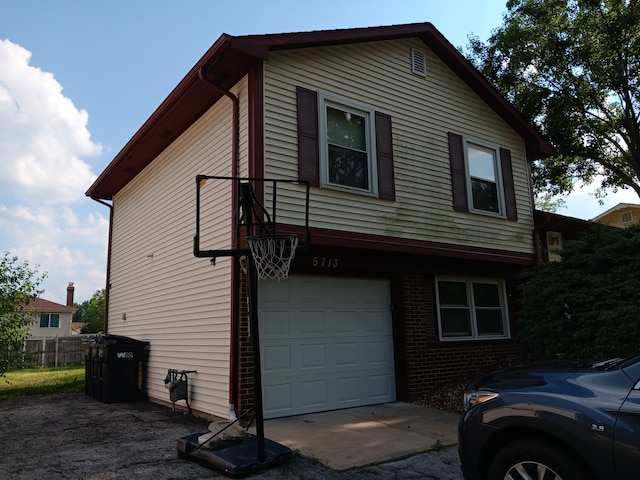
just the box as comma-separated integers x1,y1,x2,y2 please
368,373,394,399
298,311,327,335
263,383,292,415
301,380,328,408
300,343,327,370
335,342,358,367
365,340,392,365
262,345,291,373
260,276,395,418
262,310,291,337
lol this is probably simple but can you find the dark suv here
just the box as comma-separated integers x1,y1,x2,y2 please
458,356,640,480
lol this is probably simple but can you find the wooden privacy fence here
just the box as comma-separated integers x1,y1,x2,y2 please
17,335,95,368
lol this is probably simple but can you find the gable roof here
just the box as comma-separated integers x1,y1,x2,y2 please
86,22,556,201
28,297,76,313
591,202,640,222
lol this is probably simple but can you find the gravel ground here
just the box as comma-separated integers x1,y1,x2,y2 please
0,393,463,480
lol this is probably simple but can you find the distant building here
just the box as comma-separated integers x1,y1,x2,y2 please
592,203,640,228
534,210,595,263
28,283,77,338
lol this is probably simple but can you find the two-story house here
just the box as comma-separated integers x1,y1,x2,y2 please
593,203,640,228
86,23,554,420
29,283,76,338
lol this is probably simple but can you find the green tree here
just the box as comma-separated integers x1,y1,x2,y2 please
468,0,640,203
0,252,47,376
517,224,640,359
73,289,105,334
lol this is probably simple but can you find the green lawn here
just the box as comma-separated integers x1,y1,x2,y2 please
0,365,85,401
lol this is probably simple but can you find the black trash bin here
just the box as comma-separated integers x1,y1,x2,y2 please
85,334,149,403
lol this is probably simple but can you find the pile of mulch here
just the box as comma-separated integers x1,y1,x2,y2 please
413,360,523,414
412,377,473,414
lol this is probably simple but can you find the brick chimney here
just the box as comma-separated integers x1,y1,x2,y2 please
66,282,75,307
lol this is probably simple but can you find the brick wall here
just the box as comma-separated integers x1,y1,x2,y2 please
400,273,522,401
237,272,255,417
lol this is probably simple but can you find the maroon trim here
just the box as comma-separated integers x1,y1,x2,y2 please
296,86,320,186
375,111,396,201
500,147,518,221
448,132,468,212
284,224,536,265
103,204,113,332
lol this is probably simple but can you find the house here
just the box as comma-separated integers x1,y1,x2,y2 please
29,283,76,338
592,202,640,228
533,209,595,263
86,23,555,420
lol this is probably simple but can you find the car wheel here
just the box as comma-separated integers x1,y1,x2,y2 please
487,438,589,480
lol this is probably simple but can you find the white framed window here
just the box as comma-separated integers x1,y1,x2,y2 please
464,139,504,215
318,94,378,195
40,313,60,328
436,278,510,340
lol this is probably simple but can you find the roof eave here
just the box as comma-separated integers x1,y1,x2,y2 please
87,22,555,200
86,35,267,200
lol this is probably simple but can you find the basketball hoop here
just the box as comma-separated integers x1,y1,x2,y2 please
246,234,298,280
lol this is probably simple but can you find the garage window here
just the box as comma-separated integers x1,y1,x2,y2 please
435,278,509,340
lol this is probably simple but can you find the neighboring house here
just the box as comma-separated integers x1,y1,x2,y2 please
29,283,76,338
592,202,640,228
533,209,595,263
86,23,555,420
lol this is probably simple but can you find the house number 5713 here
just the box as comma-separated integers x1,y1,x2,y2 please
313,257,339,268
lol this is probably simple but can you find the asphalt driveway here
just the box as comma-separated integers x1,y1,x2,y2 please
0,393,463,479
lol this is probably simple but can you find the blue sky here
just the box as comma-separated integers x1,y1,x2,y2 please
1,1,636,304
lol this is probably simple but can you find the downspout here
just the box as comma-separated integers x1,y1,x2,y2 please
197,68,241,418
92,198,113,332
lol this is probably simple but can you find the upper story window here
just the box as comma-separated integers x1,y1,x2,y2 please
436,277,510,341
40,313,60,328
466,141,502,214
448,132,518,221
296,86,396,201
322,97,375,193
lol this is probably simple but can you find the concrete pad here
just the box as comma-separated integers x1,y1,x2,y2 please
249,402,459,471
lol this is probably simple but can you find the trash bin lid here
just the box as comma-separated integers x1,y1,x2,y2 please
94,333,149,345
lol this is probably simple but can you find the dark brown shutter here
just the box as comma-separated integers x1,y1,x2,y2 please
500,147,518,221
448,132,468,212
375,112,395,201
296,86,320,187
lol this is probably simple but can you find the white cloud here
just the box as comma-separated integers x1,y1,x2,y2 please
0,39,108,303
0,202,109,303
0,39,101,204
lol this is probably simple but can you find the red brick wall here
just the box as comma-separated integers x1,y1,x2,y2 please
237,272,255,416
400,273,522,400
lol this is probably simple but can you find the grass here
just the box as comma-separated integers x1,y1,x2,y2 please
0,365,85,401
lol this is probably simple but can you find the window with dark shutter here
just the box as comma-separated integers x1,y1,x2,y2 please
448,132,468,212
449,133,518,221
499,148,518,221
375,111,396,201
296,87,395,200
296,86,320,187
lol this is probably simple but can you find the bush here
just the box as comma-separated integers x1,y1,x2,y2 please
517,224,640,359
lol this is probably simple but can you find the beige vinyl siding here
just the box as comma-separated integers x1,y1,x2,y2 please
108,78,249,418
263,39,535,253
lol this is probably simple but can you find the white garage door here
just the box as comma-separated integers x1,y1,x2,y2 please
258,275,396,419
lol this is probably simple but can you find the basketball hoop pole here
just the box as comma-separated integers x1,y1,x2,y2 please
239,183,267,463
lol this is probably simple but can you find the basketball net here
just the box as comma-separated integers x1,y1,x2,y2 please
246,234,298,280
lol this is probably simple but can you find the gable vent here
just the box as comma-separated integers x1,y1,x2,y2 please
411,48,427,77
